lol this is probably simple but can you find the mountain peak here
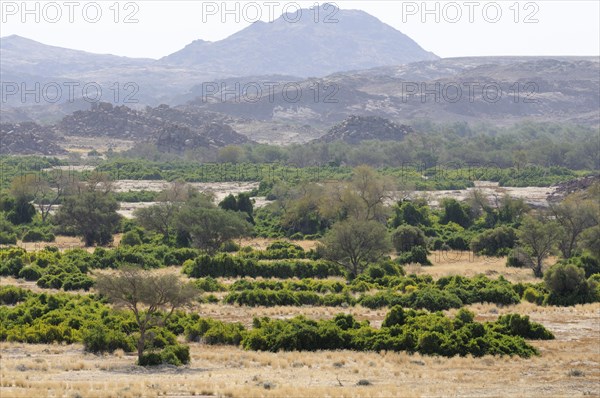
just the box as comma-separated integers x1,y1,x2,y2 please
161,5,437,77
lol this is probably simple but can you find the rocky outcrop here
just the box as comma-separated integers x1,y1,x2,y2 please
56,103,251,151
58,102,156,139
547,175,600,202
318,115,413,144
0,122,66,155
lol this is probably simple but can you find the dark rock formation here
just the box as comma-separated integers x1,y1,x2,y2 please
318,115,413,144
0,122,66,155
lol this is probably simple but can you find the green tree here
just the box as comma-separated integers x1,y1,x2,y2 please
281,182,329,236
218,193,254,223
7,196,36,225
580,226,600,259
347,165,395,222
95,266,198,365
497,195,528,225
219,194,238,211
134,182,193,241
392,225,427,253
466,189,492,220
517,216,562,277
236,192,254,223
320,166,394,223
390,199,430,228
217,146,244,163
549,195,598,258
177,196,252,253
471,226,518,256
440,198,471,228
54,177,120,246
8,175,37,224
320,218,391,279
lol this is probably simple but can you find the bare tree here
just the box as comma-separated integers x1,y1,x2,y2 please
95,267,198,364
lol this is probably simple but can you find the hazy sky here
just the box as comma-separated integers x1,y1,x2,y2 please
1,0,599,59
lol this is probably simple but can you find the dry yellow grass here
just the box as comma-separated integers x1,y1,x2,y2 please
415,250,545,283
1,303,598,398
198,303,389,328
239,237,319,252
4,234,125,253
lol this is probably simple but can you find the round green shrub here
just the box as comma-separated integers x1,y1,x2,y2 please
138,352,162,366
0,286,29,304
544,262,594,305
522,287,544,305
120,231,142,246
22,230,55,243
220,240,241,253
18,265,42,281
392,225,427,253
382,305,406,327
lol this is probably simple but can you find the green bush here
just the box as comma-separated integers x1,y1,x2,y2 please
396,246,431,265
563,255,600,278
0,289,554,359
120,231,143,246
0,257,24,276
18,265,42,281
0,286,29,304
82,323,134,353
391,226,427,253
240,309,549,358
522,287,545,305
183,253,342,279
491,314,554,340
194,277,226,292
138,352,162,366
440,199,472,228
446,234,470,251
406,288,463,311
471,226,517,256
35,262,94,291
544,262,597,306
220,240,241,253
160,344,190,366
22,229,55,243
382,305,406,327
506,248,530,268
0,231,17,244
184,317,244,345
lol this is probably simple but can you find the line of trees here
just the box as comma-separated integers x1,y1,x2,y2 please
2,165,598,285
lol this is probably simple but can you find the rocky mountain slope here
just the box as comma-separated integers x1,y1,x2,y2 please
185,57,600,127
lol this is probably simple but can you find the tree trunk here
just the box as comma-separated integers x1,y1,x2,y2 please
137,331,145,364
533,258,544,278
